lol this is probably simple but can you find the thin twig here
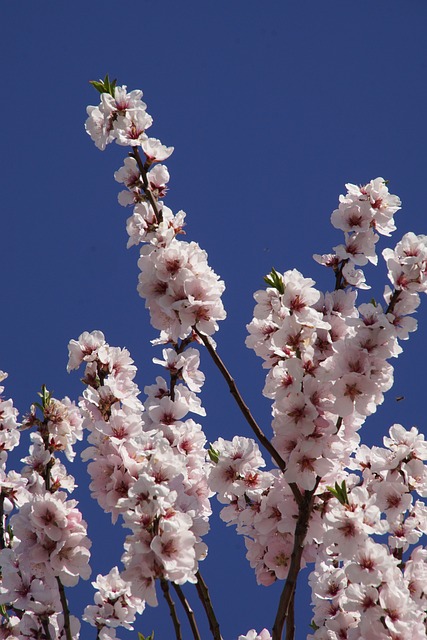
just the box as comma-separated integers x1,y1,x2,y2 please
194,328,285,470
195,571,223,640
172,583,202,640
56,577,72,640
161,579,182,640
194,327,303,505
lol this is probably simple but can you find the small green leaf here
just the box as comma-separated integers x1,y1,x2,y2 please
6,523,14,542
263,267,284,294
138,633,154,640
0,603,9,621
38,384,51,410
326,480,349,506
89,80,105,94
208,445,220,464
89,74,117,97
370,297,377,307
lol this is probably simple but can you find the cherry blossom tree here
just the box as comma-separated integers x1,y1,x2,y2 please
0,75,426,640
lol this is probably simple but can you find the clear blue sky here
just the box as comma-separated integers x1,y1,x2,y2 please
2,2,427,638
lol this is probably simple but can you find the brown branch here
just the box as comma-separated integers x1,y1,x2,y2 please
161,579,182,640
272,479,320,640
56,577,72,640
129,147,163,223
195,571,223,640
172,583,202,640
194,327,303,505
194,327,285,470
285,590,295,640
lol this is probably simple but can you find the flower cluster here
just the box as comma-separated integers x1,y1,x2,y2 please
383,231,427,293
308,424,427,639
0,371,20,466
315,178,401,289
0,380,90,639
83,567,145,636
205,180,427,635
2,81,426,640
69,329,212,637
208,437,299,585
239,630,272,640
86,81,226,343
86,82,172,161
84,79,232,637
86,83,427,637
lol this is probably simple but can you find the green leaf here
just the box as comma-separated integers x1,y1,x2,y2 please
6,524,14,542
89,80,105,94
89,74,117,97
38,384,51,410
326,480,349,506
0,603,9,621
208,445,220,464
138,633,154,640
263,267,284,294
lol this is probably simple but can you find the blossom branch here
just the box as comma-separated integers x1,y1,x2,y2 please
160,579,182,640
172,583,202,640
195,571,223,640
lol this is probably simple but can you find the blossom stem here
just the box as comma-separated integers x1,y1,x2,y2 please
129,147,163,223
160,578,182,640
285,591,295,640
386,288,401,315
334,259,348,290
194,328,303,504
272,479,320,640
0,494,5,550
172,583,202,640
195,570,223,640
40,616,53,640
56,577,72,640
170,335,195,401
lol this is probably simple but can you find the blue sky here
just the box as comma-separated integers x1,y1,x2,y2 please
2,2,427,638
